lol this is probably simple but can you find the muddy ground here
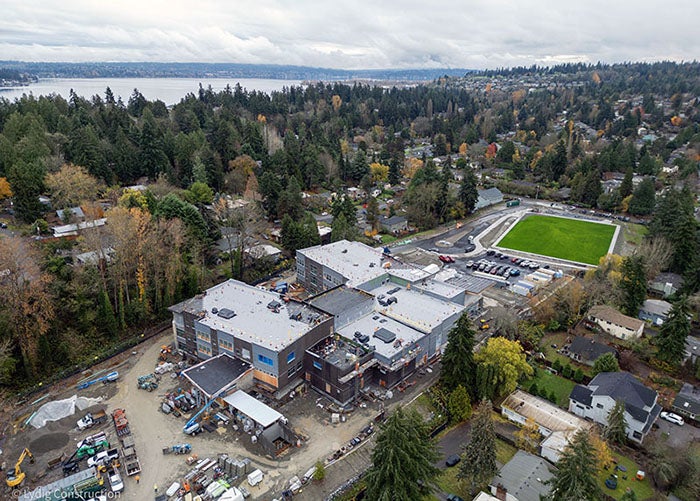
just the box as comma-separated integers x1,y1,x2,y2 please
1,331,432,500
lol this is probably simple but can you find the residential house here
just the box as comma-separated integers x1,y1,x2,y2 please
638,299,672,326
489,451,556,501
379,215,408,234
501,389,592,463
685,336,700,364
586,304,645,339
648,272,684,298
569,372,661,443
672,383,700,422
566,336,617,366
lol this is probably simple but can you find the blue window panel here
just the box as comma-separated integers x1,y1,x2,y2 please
258,354,274,366
287,352,295,364
313,360,322,370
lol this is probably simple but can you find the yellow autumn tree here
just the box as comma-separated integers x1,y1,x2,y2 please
370,162,389,184
458,142,468,157
0,177,12,200
403,158,423,180
331,95,342,111
588,431,614,473
515,418,542,453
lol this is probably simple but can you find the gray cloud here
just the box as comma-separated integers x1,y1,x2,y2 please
0,0,697,69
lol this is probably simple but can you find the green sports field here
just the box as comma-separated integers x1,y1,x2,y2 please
498,215,616,265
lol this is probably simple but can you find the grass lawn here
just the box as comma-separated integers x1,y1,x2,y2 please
522,367,577,407
596,453,655,500
433,438,516,500
498,215,616,264
380,234,398,244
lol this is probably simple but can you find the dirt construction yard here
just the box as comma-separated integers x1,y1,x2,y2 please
1,331,426,500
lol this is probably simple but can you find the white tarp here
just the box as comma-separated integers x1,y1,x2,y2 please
29,394,102,429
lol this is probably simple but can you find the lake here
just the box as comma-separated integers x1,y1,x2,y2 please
0,77,304,105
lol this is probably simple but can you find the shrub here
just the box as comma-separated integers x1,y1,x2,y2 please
562,364,573,379
573,368,585,383
529,383,539,396
548,391,558,404
552,359,562,372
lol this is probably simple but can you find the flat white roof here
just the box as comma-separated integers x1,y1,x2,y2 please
369,283,465,333
223,390,283,428
414,278,464,300
337,313,426,360
193,280,330,351
502,389,591,433
299,240,386,287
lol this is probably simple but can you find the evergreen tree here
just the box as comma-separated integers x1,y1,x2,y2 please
620,167,633,198
98,290,119,337
604,400,628,445
628,177,655,215
276,177,304,220
656,296,691,364
258,171,283,219
458,401,497,494
7,159,45,223
366,196,380,231
592,352,620,375
388,158,402,185
330,213,355,242
364,408,440,501
439,312,477,396
620,255,647,316
459,169,479,214
549,429,603,501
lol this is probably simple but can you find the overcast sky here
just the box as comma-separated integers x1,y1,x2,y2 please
1,1,697,70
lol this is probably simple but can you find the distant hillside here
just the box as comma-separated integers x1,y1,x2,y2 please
0,61,472,81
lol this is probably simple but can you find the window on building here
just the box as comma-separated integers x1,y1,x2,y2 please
258,354,274,366
632,431,642,439
287,352,295,364
596,403,604,409
241,348,251,360
313,360,322,370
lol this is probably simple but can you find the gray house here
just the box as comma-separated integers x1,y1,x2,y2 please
567,336,617,366
489,450,556,501
379,215,408,234
638,299,672,326
672,383,700,422
569,372,661,444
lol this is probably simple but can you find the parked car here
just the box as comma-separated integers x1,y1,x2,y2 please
465,260,474,268
660,411,684,426
510,268,521,276
445,454,461,467
439,255,450,263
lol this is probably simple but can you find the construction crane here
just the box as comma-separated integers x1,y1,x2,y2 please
6,448,34,487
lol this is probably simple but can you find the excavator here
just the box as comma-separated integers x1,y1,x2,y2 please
6,448,34,488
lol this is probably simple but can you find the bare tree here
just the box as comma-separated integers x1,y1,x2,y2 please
491,306,519,339
635,236,673,280
0,237,54,376
213,198,265,279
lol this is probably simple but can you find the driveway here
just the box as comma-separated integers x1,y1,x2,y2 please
652,418,700,448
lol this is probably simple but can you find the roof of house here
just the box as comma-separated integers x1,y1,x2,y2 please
650,272,684,289
168,279,331,352
56,206,85,221
502,389,591,433
182,353,252,398
568,336,617,363
640,299,672,317
673,383,700,416
685,336,700,360
297,240,386,287
570,384,593,406
490,450,555,501
380,215,407,226
587,372,658,423
588,304,645,332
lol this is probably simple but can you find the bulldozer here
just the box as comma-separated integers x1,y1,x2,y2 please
6,448,34,488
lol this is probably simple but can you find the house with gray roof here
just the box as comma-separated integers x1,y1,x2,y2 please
672,383,700,422
638,299,672,326
569,372,661,443
379,215,408,234
489,450,556,501
649,272,684,298
566,336,617,366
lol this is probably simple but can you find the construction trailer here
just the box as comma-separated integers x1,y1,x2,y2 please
19,467,103,501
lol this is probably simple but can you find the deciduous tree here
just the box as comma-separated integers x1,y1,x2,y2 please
474,337,533,397
45,163,103,209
